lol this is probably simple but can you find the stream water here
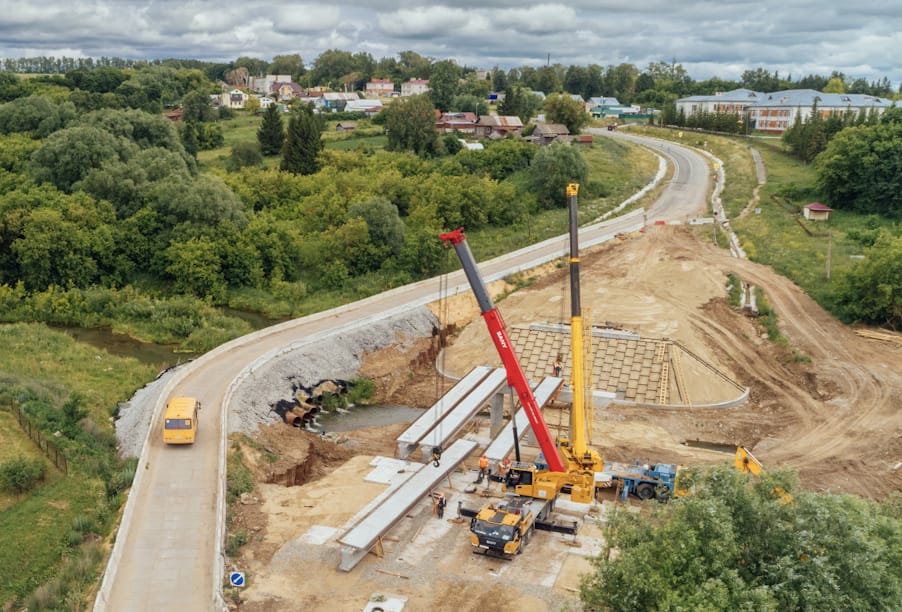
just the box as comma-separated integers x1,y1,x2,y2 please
313,404,423,432
50,307,289,368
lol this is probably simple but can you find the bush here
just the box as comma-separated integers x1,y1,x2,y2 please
227,142,263,172
0,456,47,497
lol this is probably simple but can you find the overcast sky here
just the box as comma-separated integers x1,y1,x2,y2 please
1,1,899,88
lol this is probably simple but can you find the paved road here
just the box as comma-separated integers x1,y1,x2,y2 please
95,134,711,611
589,127,713,222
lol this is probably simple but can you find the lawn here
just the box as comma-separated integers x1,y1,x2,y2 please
0,323,158,605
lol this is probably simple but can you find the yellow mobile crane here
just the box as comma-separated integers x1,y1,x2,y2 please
442,184,603,509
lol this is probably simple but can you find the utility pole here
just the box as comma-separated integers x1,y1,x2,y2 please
826,231,832,280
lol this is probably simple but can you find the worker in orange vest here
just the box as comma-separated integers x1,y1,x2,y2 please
478,454,489,480
435,493,446,519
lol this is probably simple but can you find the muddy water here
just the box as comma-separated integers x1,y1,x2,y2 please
314,404,423,432
52,325,194,367
51,308,287,368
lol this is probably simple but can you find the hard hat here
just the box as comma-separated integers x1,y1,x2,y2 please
481,454,487,459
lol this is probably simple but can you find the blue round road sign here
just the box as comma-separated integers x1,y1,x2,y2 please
229,571,245,587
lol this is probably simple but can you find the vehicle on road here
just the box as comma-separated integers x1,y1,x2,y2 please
162,396,200,444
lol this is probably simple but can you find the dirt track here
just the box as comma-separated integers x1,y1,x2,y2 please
424,225,902,497
233,224,902,611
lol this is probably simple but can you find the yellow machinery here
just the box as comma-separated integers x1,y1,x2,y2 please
734,446,793,505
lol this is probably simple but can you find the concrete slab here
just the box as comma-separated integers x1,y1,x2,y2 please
396,365,492,457
337,438,478,571
418,368,507,451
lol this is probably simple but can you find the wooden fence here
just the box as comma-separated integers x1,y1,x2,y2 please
11,404,68,475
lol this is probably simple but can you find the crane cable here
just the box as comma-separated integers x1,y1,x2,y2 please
432,250,453,467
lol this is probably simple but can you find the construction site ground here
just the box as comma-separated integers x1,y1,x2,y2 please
228,226,902,611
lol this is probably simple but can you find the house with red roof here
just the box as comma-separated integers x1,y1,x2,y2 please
803,202,833,221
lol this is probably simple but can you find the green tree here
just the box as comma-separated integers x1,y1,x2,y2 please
257,103,285,156
529,143,589,209
383,94,437,156
61,393,89,437
280,106,323,175
824,76,847,93
165,235,226,300
543,93,590,134
815,121,902,216
30,125,128,191
181,90,216,123
0,95,76,137
428,59,461,112
227,142,263,172
0,456,47,498
582,466,902,611
269,53,304,80
835,231,902,329
347,197,405,257
498,85,542,124
450,94,488,117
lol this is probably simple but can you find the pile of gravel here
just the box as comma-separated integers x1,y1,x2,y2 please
229,307,438,434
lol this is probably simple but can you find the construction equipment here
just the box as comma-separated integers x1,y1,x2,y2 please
601,461,685,501
440,186,601,506
734,446,793,504
468,497,542,558
465,493,578,558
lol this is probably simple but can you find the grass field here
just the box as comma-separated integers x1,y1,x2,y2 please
0,323,159,604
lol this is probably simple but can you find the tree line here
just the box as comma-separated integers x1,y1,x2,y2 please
5,52,898,109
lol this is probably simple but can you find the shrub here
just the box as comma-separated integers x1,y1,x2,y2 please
0,456,47,497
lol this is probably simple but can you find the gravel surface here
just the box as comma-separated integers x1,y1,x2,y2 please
113,306,439,456
229,307,439,434
114,366,185,458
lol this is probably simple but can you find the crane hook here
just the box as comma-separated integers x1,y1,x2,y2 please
431,446,442,468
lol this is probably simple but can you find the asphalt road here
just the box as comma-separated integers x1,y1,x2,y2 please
95,132,711,611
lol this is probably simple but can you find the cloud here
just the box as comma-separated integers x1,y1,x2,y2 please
378,6,475,37
0,0,897,87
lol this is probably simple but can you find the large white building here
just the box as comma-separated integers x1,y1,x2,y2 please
744,89,894,133
676,88,894,134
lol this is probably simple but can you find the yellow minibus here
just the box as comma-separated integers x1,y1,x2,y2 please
162,397,200,444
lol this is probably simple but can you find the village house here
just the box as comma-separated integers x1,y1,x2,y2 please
220,88,248,109
436,112,478,134
344,99,384,117
744,90,893,133
249,74,293,95
401,79,430,96
528,123,570,145
335,121,357,133
475,115,523,138
270,81,303,101
314,92,360,112
803,202,833,222
365,78,395,97
676,88,893,134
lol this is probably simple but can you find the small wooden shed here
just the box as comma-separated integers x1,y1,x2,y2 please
803,202,833,221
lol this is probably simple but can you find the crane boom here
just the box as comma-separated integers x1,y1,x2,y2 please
440,229,566,473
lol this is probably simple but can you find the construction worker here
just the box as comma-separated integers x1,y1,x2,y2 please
478,454,489,480
436,493,446,519
499,456,511,483
552,354,563,377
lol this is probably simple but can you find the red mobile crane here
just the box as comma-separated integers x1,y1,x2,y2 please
440,185,603,506
439,228,567,473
